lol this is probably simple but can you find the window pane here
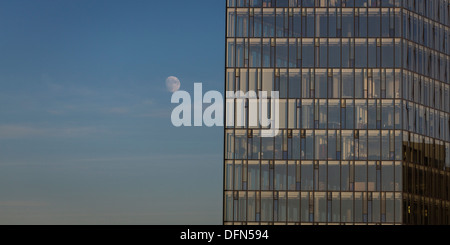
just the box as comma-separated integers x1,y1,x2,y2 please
276,39,288,67
263,9,275,37
328,161,340,190
342,130,354,160
250,39,261,67
328,100,341,129
288,192,300,222
341,161,350,191
329,39,341,67
382,161,394,191
302,69,312,98
355,161,367,191
302,39,314,67
355,39,367,67
368,9,380,37
248,161,260,190
315,192,327,222
261,192,273,221
329,69,341,98
319,100,327,128
275,161,286,190
332,192,340,222
316,9,328,37
301,161,314,190
355,69,366,98
341,192,354,223
329,8,337,37
342,69,354,98
359,8,368,37
315,69,327,98
382,39,394,67
342,9,354,37
345,99,355,129
301,192,310,222
315,131,327,160
319,39,328,67
368,161,376,191
356,100,368,129
289,69,301,98
302,100,314,128
368,131,380,160
382,100,394,129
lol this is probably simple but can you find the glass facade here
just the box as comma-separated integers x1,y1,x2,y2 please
224,0,450,225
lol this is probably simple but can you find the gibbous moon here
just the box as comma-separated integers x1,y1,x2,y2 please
166,76,181,93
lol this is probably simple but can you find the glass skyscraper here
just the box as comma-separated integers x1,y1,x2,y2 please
224,0,449,225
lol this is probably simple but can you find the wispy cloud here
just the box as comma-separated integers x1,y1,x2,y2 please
0,201,47,208
0,124,105,139
42,81,169,118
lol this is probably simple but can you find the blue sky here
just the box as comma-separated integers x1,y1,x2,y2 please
0,0,225,224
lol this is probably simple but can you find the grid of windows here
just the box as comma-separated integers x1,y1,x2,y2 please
224,0,450,225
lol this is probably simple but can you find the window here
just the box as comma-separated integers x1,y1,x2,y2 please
329,8,337,37
357,130,368,160
328,131,338,159
355,39,368,67
301,161,314,190
328,161,340,190
382,39,394,67
328,100,341,129
316,9,328,37
318,99,328,128
315,69,327,98
319,39,328,67
368,100,377,129
263,9,275,37
315,130,327,159
237,9,249,37
275,161,287,190
342,8,354,37
382,161,394,191
276,39,288,67
355,161,367,191
302,69,312,98
250,39,261,67
358,8,368,37
342,130,354,160
382,100,394,129
329,69,341,98
288,192,300,222
344,99,355,129
368,39,377,67
341,192,354,223
261,192,273,221
315,192,327,222
302,100,314,129
341,161,350,191
368,131,381,160
342,69,354,98
302,39,314,67
356,100,368,129
328,39,341,67
342,38,352,67
276,8,284,37
289,69,301,98
355,69,366,98
368,9,381,37
248,161,260,190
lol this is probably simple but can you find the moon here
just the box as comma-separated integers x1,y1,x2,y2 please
166,76,181,93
